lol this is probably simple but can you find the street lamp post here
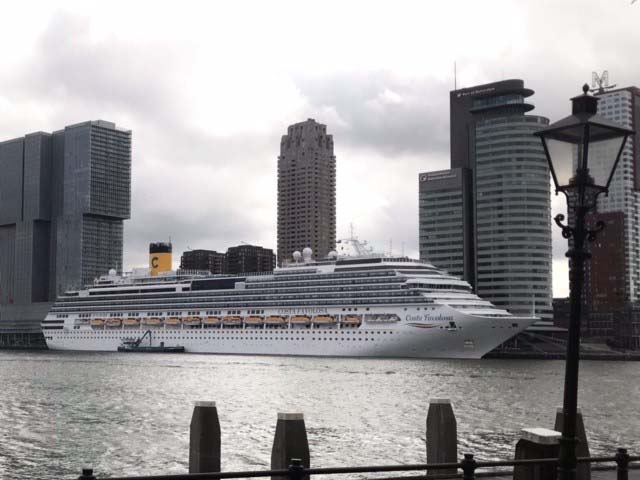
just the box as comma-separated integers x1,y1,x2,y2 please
534,84,634,480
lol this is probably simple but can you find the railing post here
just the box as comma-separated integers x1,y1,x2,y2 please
615,447,630,480
461,453,477,480
78,468,97,480
289,458,306,480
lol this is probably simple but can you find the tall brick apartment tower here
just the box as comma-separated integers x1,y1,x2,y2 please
277,119,336,265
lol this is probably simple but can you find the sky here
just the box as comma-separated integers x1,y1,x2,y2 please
0,0,638,298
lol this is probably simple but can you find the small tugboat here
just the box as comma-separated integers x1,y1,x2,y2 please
117,330,185,353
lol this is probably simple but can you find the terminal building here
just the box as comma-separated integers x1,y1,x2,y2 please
0,120,131,346
419,80,553,320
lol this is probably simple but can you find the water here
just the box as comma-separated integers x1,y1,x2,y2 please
0,351,638,479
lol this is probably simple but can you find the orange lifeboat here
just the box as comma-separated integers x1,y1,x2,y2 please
204,316,221,326
90,318,105,328
184,316,202,327
291,315,311,325
106,318,122,328
144,317,163,326
341,314,362,326
265,315,286,325
123,318,139,327
165,317,182,327
222,315,242,327
314,315,336,324
245,316,264,326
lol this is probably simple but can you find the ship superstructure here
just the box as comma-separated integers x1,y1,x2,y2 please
42,240,536,358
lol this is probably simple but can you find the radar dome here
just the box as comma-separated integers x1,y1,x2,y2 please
302,247,313,257
292,251,302,261
108,268,117,276
328,250,338,259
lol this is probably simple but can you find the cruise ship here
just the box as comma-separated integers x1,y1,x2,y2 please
41,240,536,359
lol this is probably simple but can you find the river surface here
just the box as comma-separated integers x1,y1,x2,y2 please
0,351,637,479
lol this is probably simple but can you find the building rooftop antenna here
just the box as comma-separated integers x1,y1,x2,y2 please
590,71,617,94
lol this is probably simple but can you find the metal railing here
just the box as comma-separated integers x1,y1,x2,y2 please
78,448,639,480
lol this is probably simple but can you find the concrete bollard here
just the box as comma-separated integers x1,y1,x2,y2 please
513,428,561,480
189,401,221,474
554,407,590,480
271,413,310,480
426,398,457,475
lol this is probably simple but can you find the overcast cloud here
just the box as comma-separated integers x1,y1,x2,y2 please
1,0,639,297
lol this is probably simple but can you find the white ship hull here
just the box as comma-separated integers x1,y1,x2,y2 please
44,305,533,359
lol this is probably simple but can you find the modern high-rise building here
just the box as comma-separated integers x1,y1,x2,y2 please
418,168,475,285
0,120,131,345
225,244,275,275
586,87,640,305
277,119,336,265
419,80,553,319
180,249,225,274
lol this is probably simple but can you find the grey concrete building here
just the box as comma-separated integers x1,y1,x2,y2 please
418,168,474,285
419,80,552,320
0,120,131,346
277,119,336,264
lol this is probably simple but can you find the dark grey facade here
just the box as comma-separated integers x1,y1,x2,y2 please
180,249,226,274
0,120,131,343
450,79,535,169
420,80,552,320
277,119,336,265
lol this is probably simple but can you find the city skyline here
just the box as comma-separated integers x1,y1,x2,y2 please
1,1,639,298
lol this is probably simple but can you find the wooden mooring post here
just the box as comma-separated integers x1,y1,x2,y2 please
189,401,221,473
427,398,458,475
271,413,310,480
